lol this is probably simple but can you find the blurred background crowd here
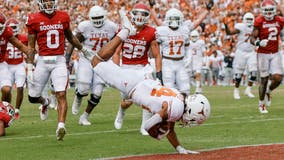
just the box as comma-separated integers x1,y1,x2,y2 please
1,0,284,86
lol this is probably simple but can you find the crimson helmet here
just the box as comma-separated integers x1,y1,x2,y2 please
0,13,6,35
130,3,150,26
37,0,58,14
0,101,15,127
261,0,276,21
6,19,19,36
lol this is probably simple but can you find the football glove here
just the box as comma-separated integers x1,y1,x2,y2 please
176,146,200,154
156,71,163,85
81,47,94,61
205,0,214,10
149,0,156,7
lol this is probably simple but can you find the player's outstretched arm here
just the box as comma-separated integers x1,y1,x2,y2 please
9,36,28,55
190,1,214,30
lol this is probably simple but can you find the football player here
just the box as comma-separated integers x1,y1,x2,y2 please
88,18,211,154
0,101,15,136
185,30,206,94
112,3,163,135
66,5,119,126
224,12,257,100
250,0,284,113
0,13,28,104
26,0,91,140
5,18,28,119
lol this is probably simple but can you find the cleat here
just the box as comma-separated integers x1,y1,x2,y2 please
72,95,82,115
259,104,268,114
195,88,203,94
56,127,66,141
234,88,240,99
40,98,50,121
244,88,255,98
114,107,125,129
265,93,271,106
79,115,91,126
140,128,149,136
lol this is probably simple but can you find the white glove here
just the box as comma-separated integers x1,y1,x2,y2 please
81,47,94,61
259,39,269,47
27,63,34,84
118,8,136,39
176,146,200,154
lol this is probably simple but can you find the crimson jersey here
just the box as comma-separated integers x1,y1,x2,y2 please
26,11,70,56
254,15,284,54
5,34,28,64
0,26,14,63
121,25,156,65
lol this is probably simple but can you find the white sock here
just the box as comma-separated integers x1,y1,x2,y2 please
15,108,20,113
58,122,65,128
82,111,89,118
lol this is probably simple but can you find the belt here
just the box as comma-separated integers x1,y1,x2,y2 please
163,56,184,61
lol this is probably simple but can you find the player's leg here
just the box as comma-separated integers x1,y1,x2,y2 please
71,58,92,115
244,52,257,98
0,120,5,136
257,53,270,113
14,63,26,119
0,63,12,103
28,60,51,120
79,75,104,126
266,52,284,106
51,56,69,140
114,98,132,130
233,50,246,99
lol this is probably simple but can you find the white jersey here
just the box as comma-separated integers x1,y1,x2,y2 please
156,25,190,59
234,23,254,52
77,20,119,57
94,61,184,122
188,39,206,57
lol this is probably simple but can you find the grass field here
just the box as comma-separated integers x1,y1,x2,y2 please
1,85,284,160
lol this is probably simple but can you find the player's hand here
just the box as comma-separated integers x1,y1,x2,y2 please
205,0,214,10
259,39,269,47
27,63,34,84
156,71,163,85
176,146,200,154
149,0,156,7
81,47,94,61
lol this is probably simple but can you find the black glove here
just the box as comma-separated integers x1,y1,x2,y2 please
156,71,163,85
149,0,156,7
205,0,214,10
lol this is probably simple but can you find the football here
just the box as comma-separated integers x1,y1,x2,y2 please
147,121,169,139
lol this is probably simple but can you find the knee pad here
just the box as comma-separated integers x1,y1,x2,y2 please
234,73,242,84
75,89,88,98
28,96,40,103
249,71,257,82
88,94,101,107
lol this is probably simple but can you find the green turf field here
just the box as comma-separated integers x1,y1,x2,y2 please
1,85,284,160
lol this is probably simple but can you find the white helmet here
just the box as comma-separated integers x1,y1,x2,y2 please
190,30,200,42
182,94,211,127
261,0,276,21
6,19,19,36
243,12,254,27
37,0,58,15
165,8,184,29
88,6,107,28
130,3,150,26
